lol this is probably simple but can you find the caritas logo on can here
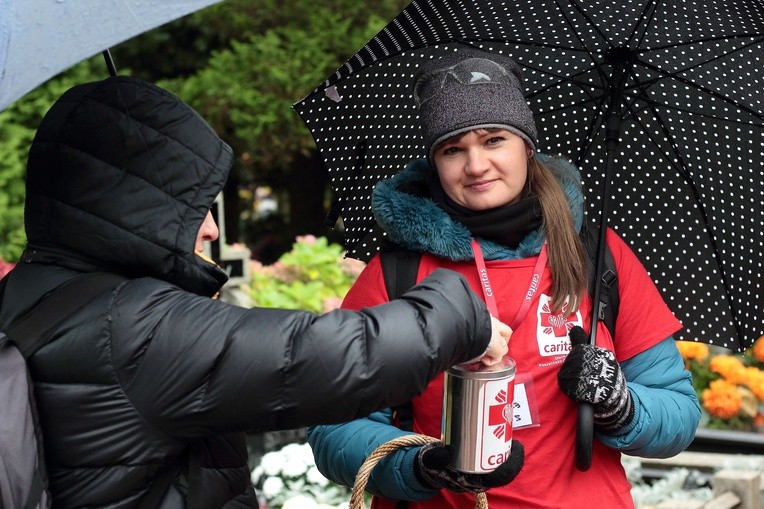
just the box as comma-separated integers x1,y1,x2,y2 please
443,357,516,473
477,377,515,470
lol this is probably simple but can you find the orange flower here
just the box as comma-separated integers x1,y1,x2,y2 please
709,355,747,384
738,386,758,418
702,379,742,419
753,335,764,363
676,341,709,362
742,366,764,401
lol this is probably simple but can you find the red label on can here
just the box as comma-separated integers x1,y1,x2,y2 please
478,378,515,470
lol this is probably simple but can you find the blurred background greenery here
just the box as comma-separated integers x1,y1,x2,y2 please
0,0,409,263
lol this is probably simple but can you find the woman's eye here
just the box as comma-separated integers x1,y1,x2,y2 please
442,146,461,156
486,136,504,145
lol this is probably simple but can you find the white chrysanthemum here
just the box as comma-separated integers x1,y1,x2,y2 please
259,450,288,477
261,476,285,499
306,465,330,487
281,442,314,465
251,441,353,508
250,465,264,485
282,457,309,478
282,494,319,509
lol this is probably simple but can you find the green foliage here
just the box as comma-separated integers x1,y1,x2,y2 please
249,235,364,313
160,4,407,247
0,2,411,259
115,0,407,81
164,8,397,174
686,358,719,398
0,59,103,261
0,121,30,261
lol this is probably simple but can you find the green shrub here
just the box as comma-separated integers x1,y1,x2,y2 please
248,235,364,313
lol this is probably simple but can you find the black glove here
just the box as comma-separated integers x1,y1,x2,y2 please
413,440,524,493
557,326,634,432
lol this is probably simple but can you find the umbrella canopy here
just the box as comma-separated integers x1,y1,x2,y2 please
0,0,225,111
294,0,764,352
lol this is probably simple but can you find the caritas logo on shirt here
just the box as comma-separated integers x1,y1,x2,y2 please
536,294,583,357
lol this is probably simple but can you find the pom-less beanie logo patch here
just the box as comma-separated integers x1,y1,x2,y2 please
469,71,492,83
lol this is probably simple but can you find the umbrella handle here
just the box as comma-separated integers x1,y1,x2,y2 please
575,109,623,472
575,402,594,470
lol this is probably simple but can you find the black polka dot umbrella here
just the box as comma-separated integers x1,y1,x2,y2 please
293,0,764,353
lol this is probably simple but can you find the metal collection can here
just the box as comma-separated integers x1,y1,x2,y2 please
441,357,516,473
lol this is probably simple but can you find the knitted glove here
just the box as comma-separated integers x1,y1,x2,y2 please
557,326,634,432
414,440,524,493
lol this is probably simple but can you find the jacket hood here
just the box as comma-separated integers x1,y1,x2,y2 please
23,76,233,296
372,154,585,261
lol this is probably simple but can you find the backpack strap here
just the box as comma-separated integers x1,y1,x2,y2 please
3,271,205,508
380,247,422,437
5,272,126,359
1,272,124,509
380,248,422,302
580,224,619,339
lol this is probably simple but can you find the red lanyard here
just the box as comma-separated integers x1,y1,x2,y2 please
470,238,548,330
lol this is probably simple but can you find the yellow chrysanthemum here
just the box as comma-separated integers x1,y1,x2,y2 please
702,379,742,419
676,340,709,362
752,335,764,363
709,355,747,384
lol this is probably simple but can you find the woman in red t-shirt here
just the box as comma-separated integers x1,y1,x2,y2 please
308,44,700,509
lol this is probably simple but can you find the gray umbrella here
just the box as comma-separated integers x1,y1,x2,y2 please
0,0,225,111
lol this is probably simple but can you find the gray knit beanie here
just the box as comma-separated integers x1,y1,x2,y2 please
412,45,538,159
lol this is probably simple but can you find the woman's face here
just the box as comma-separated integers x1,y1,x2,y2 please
433,129,531,211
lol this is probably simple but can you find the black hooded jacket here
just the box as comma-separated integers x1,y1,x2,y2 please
0,77,492,508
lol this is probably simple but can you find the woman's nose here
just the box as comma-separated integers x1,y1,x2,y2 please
464,148,489,175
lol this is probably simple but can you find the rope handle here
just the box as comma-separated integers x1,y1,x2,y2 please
349,434,489,509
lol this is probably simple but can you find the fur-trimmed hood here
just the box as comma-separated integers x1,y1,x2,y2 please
371,154,585,261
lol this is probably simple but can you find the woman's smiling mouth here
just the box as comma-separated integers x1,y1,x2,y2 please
468,179,496,192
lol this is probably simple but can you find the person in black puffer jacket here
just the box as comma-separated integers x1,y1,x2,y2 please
0,77,510,508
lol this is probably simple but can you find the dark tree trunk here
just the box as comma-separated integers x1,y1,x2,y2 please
222,169,241,244
286,151,332,238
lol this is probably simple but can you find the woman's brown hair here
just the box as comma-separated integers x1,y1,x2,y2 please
526,156,588,314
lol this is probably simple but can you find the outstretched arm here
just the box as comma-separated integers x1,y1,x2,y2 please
114,269,492,436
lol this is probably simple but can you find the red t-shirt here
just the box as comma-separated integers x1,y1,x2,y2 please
344,229,681,509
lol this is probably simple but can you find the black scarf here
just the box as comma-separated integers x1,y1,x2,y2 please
425,171,543,249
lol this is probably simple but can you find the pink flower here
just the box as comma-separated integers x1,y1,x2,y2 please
0,260,15,278
295,235,317,245
322,296,343,312
340,258,367,278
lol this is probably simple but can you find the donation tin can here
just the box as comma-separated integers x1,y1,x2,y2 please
441,357,516,473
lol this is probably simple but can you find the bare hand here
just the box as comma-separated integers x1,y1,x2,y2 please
480,316,511,367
